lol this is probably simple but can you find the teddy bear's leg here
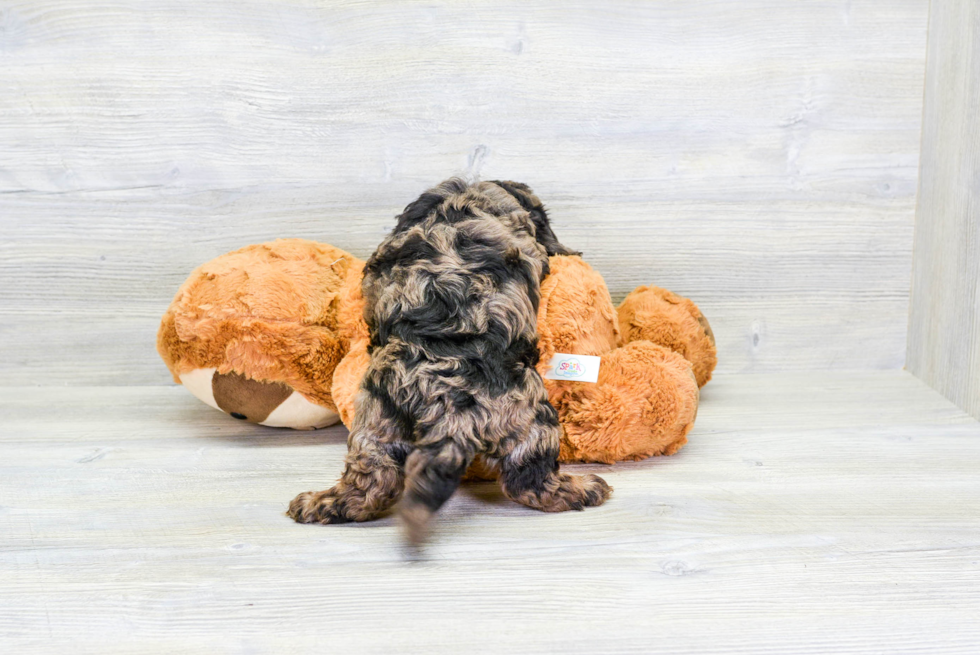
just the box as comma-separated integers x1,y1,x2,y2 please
287,394,408,525
488,395,612,511
549,341,700,463
617,286,717,387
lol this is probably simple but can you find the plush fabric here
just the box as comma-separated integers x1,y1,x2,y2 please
534,256,699,462
158,239,716,463
617,285,717,387
157,239,360,411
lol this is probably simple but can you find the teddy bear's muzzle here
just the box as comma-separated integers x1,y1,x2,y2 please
211,371,292,424
177,368,341,430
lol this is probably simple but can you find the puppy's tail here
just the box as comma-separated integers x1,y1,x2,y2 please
399,442,471,547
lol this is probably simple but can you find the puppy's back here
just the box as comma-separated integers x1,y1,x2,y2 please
357,179,596,544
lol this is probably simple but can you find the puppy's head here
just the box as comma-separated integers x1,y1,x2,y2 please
490,180,581,257
392,178,469,234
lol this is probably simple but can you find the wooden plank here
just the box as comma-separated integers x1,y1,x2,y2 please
1,193,914,383
0,1,928,383
907,1,980,420
1,371,978,653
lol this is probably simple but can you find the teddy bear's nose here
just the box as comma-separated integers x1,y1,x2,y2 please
230,412,247,420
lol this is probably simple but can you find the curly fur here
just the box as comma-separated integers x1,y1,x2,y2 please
287,179,611,543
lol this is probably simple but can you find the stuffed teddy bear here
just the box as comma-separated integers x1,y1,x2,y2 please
158,238,716,463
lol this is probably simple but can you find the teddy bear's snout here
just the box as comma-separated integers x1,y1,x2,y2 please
211,371,293,424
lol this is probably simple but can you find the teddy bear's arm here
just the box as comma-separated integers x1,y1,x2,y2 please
330,257,371,428
331,337,370,428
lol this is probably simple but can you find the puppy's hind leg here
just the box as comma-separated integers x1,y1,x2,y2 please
288,396,409,525
498,400,611,512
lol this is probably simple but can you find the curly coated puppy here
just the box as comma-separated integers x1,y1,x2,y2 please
287,178,611,543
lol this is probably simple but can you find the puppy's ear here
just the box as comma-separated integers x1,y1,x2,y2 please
528,208,581,257
393,191,445,233
491,180,581,257
393,178,469,234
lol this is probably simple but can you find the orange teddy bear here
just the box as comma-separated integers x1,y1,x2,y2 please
158,238,715,463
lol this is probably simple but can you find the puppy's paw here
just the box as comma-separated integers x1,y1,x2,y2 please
551,472,612,511
287,490,349,524
579,473,612,507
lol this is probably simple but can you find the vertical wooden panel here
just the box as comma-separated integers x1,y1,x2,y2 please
907,0,980,419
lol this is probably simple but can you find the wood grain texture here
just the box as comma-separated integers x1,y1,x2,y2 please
1,371,979,653
907,0,980,419
0,1,928,384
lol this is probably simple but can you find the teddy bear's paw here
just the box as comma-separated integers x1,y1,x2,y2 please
287,489,350,525
616,286,716,387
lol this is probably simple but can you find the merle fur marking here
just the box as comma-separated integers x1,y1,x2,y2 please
287,179,610,544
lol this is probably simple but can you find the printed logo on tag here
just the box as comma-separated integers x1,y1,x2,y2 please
543,353,601,383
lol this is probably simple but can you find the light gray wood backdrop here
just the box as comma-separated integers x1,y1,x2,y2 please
0,1,928,385
907,0,980,420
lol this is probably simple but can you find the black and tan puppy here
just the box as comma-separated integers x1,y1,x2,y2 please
287,179,611,543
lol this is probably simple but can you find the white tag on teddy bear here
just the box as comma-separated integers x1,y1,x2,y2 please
543,353,601,383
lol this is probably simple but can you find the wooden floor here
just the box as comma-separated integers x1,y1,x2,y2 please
2,371,979,654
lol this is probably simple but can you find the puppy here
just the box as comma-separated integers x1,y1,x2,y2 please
287,179,611,543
